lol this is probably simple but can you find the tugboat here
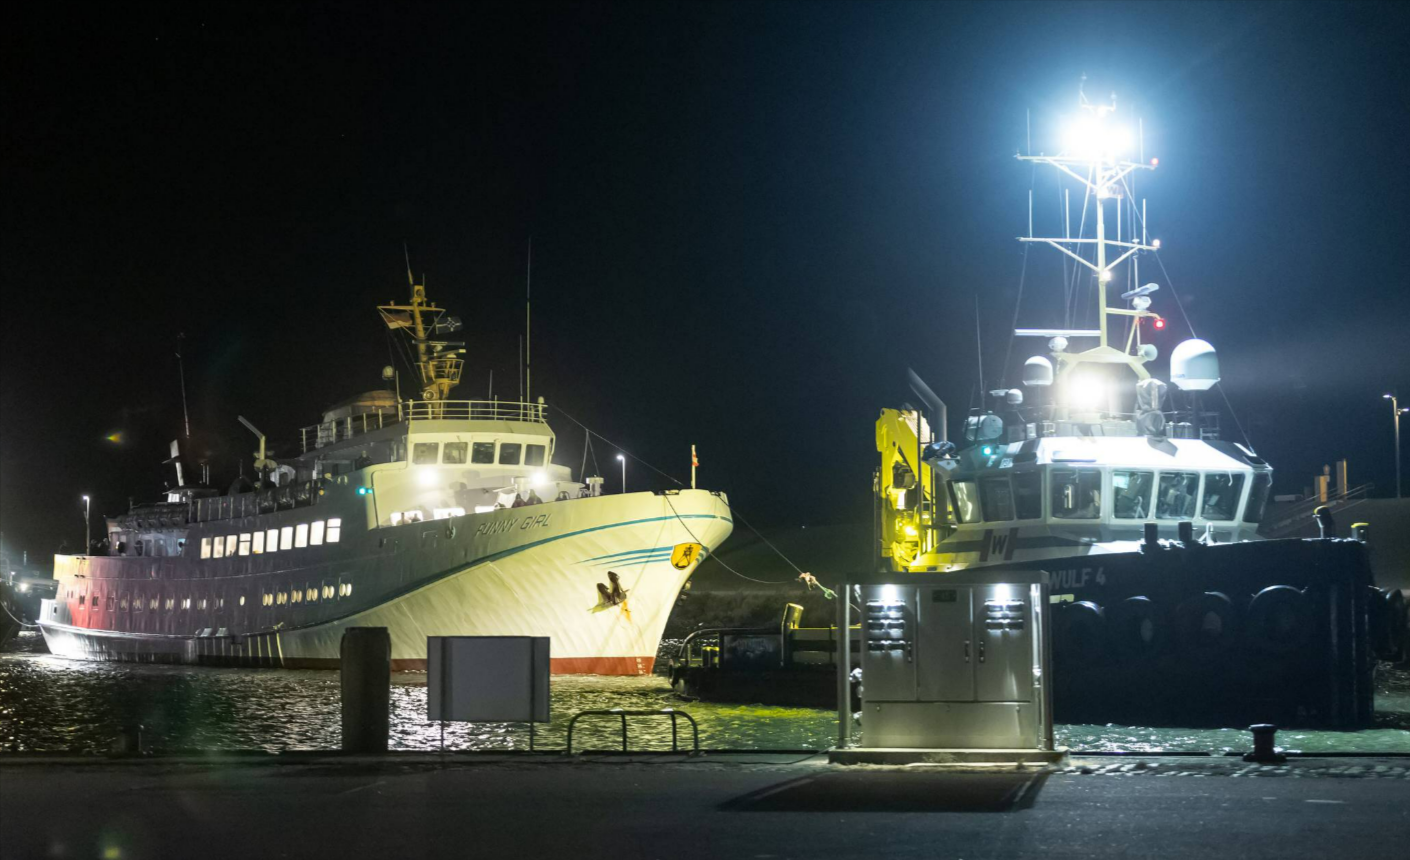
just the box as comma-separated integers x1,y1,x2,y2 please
677,83,1405,726
38,273,732,674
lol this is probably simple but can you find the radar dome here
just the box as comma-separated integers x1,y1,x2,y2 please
1170,338,1219,391
1022,356,1054,386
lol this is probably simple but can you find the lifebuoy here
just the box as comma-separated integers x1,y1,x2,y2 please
1175,591,1237,655
1246,585,1312,655
1056,601,1106,662
1110,596,1165,659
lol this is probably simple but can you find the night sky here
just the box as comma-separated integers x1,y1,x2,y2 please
3,1,1408,560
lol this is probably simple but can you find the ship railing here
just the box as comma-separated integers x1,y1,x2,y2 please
299,400,548,452
1261,482,1375,539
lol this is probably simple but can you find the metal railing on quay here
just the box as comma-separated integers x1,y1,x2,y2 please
565,709,700,754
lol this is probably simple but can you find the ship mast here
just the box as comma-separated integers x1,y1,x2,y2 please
1016,79,1161,381
378,261,464,402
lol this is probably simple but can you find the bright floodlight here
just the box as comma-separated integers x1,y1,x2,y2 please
1062,116,1131,160
1066,374,1105,410
616,454,625,461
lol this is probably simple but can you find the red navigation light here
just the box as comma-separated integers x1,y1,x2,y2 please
1153,316,1167,330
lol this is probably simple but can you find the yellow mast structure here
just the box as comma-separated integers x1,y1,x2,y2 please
378,267,464,403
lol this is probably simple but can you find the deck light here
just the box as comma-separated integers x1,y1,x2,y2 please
357,486,373,496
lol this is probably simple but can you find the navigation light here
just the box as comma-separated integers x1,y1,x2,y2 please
357,486,373,496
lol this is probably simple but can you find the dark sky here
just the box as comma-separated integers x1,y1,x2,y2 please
3,1,1409,559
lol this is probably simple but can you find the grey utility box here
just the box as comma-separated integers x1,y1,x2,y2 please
858,569,1052,750
427,636,551,723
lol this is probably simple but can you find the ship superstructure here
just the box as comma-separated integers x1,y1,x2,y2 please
39,275,732,674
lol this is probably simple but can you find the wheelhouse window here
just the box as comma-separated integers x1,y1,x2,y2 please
412,442,440,465
213,537,225,559
471,442,495,464
224,535,238,557
327,518,342,543
238,533,251,556
1013,471,1042,520
1156,472,1200,520
498,443,522,465
443,442,468,464
1201,473,1245,521
525,444,547,467
949,481,980,524
1113,470,1155,519
1051,469,1102,519
1243,472,1273,523
979,477,1015,522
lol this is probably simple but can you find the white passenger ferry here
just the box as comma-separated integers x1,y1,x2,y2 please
39,278,732,674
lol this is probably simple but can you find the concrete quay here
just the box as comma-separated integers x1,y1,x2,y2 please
3,752,1408,859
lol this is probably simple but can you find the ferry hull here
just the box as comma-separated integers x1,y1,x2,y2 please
39,490,733,675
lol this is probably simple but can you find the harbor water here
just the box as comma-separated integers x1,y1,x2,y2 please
3,633,1408,755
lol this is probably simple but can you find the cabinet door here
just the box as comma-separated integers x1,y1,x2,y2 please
974,585,1033,702
860,587,916,701
916,586,974,702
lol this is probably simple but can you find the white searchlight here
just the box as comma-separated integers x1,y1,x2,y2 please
1170,338,1220,391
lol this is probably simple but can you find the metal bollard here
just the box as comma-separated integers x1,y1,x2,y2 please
341,627,391,753
1351,522,1369,542
112,723,144,755
1242,723,1286,763
1177,521,1194,543
1143,522,1159,549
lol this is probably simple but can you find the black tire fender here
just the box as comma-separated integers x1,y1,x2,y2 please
1110,596,1165,659
1246,585,1312,655
1175,591,1237,654
1056,601,1106,662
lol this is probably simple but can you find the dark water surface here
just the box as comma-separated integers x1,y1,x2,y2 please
3,633,1408,754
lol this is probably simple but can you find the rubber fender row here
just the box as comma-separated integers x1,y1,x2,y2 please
1055,585,1320,662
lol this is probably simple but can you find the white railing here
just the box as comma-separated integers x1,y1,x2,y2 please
300,400,548,452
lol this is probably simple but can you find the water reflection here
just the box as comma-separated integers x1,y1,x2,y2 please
3,634,1408,754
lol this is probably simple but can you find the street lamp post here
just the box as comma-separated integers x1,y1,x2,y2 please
82,495,91,553
617,454,626,494
1386,394,1408,499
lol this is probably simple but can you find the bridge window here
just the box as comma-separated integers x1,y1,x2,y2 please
499,443,522,465
413,442,440,465
238,533,251,556
472,442,495,464
1243,473,1273,523
1013,472,1042,520
200,537,212,559
265,528,279,552
979,477,1015,522
525,444,546,467
311,520,325,546
1157,472,1200,520
327,518,342,543
295,523,309,548
949,481,980,524
1201,473,1245,521
253,531,265,554
1113,470,1155,519
1051,469,1101,519
443,442,468,464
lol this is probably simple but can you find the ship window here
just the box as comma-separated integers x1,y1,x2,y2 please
1156,472,1200,520
525,444,546,467
238,594,246,607
327,518,342,543
224,535,238,557
165,597,174,611
1243,472,1273,523
307,586,318,602
950,481,980,524
135,540,145,557
199,597,208,610
181,597,191,610
311,520,325,545
177,539,186,555
413,442,440,465
1013,471,1042,520
150,597,158,610
120,595,129,611
108,595,116,611
277,592,287,606
1113,470,1155,519
238,533,251,556
443,442,468,464
471,442,496,464
78,594,85,606
213,537,225,559
280,526,294,550
1051,469,1101,519
291,588,302,604
295,523,309,548
201,537,212,559
498,443,522,465
217,597,224,609
253,531,265,554
1201,472,1245,521
979,477,1015,522
265,528,279,552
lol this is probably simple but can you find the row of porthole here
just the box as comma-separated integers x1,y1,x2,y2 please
64,584,352,614
260,583,352,606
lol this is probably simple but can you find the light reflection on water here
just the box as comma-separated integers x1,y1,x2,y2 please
3,634,1408,754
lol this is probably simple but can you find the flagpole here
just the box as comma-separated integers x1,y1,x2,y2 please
691,444,697,490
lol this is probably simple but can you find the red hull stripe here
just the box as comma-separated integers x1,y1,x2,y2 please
278,655,657,676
